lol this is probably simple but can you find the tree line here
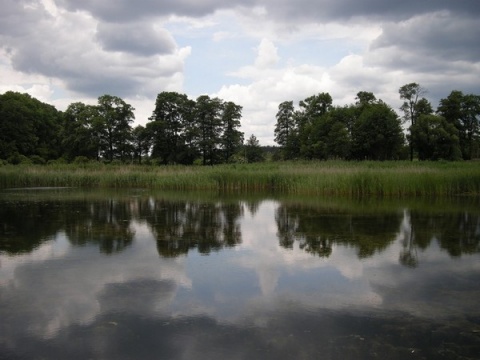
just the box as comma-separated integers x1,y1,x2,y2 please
0,91,262,165
1,84,479,165
274,84,480,161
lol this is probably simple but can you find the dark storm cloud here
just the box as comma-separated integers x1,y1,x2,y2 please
0,1,185,98
371,13,480,63
264,0,480,22
56,0,480,23
96,22,176,56
57,0,255,22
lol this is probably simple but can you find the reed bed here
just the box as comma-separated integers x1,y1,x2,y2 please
1,161,479,197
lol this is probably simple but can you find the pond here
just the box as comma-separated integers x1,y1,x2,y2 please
1,189,479,359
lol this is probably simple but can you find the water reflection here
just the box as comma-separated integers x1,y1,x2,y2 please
144,200,243,257
1,191,479,263
1,190,479,359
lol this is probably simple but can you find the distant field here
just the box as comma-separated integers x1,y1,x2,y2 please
1,161,480,196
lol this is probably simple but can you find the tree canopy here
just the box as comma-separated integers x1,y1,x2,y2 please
1,84,478,165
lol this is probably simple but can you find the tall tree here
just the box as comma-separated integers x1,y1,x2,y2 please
411,114,461,160
62,102,99,161
131,125,151,164
438,90,480,159
297,93,333,158
221,101,244,163
0,91,62,162
399,83,428,160
94,95,135,162
195,95,224,165
351,102,404,160
148,92,193,164
274,100,297,159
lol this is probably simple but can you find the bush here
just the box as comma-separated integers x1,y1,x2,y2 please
8,154,32,165
30,155,46,165
73,156,90,165
47,158,68,165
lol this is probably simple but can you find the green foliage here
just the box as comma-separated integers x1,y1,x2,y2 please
95,94,135,162
245,134,264,163
274,101,295,150
29,155,46,165
438,90,480,160
351,102,404,160
0,91,62,161
411,114,462,160
221,101,244,162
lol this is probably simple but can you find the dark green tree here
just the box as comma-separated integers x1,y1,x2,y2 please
297,93,333,159
61,102,99,161
351,102,404,160
438,91,480,159
399,83,428,160
274,100,298,159
195,95,224,165
308,107,351,160
131,125,151,164
94,95,135,162
221,101,244,162
148,92,194,164
245,134,264,163
355,91,377,107
0,91,62,162
411,114,461,160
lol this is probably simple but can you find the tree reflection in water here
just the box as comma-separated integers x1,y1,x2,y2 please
143,200,244,257
274,201,480,266
1,191,479,265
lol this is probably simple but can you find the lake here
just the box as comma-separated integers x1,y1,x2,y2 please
1,188,479,359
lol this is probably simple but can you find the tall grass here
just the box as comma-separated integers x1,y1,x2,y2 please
1,161,479,196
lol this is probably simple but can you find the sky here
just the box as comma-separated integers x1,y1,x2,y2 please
1,0,479,145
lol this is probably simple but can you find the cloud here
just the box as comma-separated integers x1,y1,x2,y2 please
1,0,479,144
0,1,189,100
56,0,255,21
96,22,176,56
254,38,279,69
261,0,480,23
371,11,480,64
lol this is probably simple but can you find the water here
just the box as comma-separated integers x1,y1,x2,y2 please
1,189,479,359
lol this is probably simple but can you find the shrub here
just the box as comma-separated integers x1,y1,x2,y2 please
30,155,46,165
73,156,90,165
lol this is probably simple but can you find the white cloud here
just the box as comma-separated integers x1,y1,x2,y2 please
254,39,279,69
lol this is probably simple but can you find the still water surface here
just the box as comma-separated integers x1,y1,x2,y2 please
1,189,479,359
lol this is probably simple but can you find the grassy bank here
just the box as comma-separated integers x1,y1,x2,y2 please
1,161,480,196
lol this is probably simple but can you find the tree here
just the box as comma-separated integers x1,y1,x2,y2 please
94,95,135,162
0,91,62,162
131,125,151,164
274,101,298,159
355,91,377,107
351,102,404,160
221,101,244,163
438,91,480,159
297,93,333,159
62,102,99,161
411,114,461,160
148,92,193,164
244,134,263,163
308,107,351,160
298,93,333,124
195,95,224,165
399,83,428,160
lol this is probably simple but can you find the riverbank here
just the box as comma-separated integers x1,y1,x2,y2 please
1,161,479,196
